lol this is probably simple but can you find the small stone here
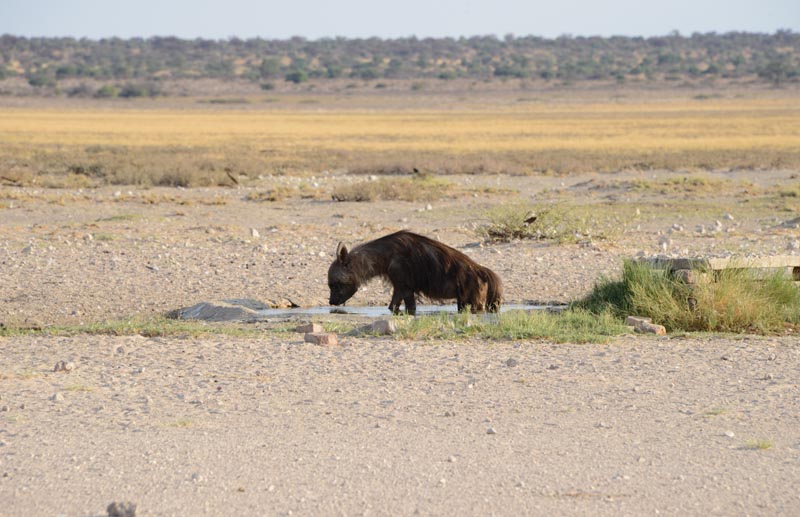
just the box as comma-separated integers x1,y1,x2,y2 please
353,319,397,336
724,430,735,438
723,213,734,221
304,333,339,346
54,361,75,373
626,316,666,335
505,358,518,367
547,364,559,370
250,228,260,238
447,455,457,463
426,203,433,211
486,427,497,435
295,323,324,334
50,392,64,402
107,501,137,517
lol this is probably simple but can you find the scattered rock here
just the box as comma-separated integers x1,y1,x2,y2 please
107,501,137,517
166,300,261,322
53,360,75,373
50,392,64,402
350,319,397,336
505,358,518,367
777,216,800,229
626,316,667,335
295,323,324,333
486,427,497,435
250,228,260,238
304,333,339,346
724,430,736,438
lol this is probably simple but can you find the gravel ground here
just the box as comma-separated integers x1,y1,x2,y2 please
1,170,799,515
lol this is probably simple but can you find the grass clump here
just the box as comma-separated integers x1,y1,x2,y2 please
0,317,265,339
578,260,800,333
245,186,294,202
744,439,773,450
394,308,627,343
477,203,602,243
331,175,452,202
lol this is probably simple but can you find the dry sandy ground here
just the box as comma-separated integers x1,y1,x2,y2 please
2,170,800,515
2,334,799,516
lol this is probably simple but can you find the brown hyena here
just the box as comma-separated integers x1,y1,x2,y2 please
327,230,502,315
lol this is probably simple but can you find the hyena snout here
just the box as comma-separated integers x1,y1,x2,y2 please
328,282,358,306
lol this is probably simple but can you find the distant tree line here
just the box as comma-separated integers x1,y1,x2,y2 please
0,31,798,95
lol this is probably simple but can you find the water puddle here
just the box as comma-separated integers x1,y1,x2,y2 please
171,299,567,322
256,303,562,318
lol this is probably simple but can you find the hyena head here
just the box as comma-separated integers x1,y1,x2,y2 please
327,242,359,306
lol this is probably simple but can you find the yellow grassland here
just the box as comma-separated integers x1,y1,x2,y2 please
0,96,798,186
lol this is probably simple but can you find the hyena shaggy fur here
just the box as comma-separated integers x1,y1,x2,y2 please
327,230,502,315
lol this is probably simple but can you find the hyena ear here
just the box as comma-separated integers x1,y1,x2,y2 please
336,242,349,263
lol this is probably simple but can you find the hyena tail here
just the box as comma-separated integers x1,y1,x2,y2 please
480,267,503,312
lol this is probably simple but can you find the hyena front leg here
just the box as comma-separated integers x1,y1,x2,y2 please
402,292,416,315
389,289,403,314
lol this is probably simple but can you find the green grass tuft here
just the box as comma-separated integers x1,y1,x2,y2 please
577,260,800,333
394,308,627,343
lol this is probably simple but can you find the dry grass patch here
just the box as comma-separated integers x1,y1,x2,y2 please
331,175,454,202
1,97,798,186
477,203,614,243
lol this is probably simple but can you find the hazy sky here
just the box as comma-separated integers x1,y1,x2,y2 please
1,0,798,40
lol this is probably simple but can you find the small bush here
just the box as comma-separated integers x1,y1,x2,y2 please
285,70,308,84
331,176,452,202
94,84,118,98
119,82,160,98
476,203,598,243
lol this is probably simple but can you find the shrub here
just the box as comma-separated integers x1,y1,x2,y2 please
578,260,800,333
285,70,308,84
119,82,160,98
331,176,452,202
94,84,118,98
476,203,597,243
